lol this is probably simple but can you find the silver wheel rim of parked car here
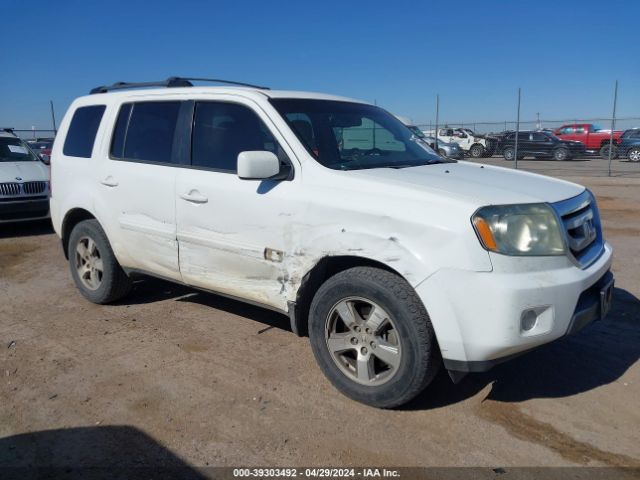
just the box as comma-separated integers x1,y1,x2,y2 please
629,150,640,162
75,236,104,291
325,296,402,386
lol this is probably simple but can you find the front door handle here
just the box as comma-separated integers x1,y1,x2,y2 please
100,176,119,187
180,190,208,204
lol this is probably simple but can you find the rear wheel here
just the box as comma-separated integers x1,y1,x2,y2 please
600,144,618,159
308,267,440,408
629,148,640,162
553,148,569,161
68,220,132,304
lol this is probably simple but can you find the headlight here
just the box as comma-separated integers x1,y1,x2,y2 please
472,204,565,256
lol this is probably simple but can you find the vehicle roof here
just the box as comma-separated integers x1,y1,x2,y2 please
75,86,367,105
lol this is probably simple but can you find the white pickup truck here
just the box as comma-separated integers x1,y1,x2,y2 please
426,127,497,158
49,78,614,408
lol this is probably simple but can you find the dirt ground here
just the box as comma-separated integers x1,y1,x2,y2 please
1,157,639,472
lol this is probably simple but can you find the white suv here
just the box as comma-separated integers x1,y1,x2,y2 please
50,78,614,408
1,129,50,223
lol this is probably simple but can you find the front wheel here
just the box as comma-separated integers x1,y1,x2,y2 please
553,148,569,161
629,148,640,162
503,147,515,161
469,144,485,158
308,267,440,408
68,219,132,304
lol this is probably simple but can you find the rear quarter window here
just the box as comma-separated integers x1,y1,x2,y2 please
63,105,106,158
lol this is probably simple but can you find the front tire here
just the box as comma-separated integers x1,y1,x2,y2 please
553,148,569,161
470,144,484,158
68,219,132,304
503,147,515,161
628,147,640,162
308,267,440,408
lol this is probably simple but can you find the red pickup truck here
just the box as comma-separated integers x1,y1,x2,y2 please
553,124,623,157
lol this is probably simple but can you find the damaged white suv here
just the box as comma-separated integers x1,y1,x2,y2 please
50,78,614,408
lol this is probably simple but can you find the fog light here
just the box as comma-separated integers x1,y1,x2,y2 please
521,310,538,332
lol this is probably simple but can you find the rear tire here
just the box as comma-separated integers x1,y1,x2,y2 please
308,267,440,408
68,219,132,304
600,144,618,159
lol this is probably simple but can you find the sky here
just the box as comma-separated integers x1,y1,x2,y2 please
1,0,638,131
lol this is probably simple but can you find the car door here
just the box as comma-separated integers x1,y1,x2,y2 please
175,98,301,311
532,132,552,156
96,100,184,281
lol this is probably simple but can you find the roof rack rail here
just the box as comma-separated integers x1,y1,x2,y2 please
2,127,15,133
90,76,269,94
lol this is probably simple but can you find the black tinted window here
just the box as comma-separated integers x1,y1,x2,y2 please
63,105,106,158
110,103,132,158
122,102,181,163
191,102,279,172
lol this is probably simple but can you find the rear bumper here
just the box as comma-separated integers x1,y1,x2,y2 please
0,197,50,223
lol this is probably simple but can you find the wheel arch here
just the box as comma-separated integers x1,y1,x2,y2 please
61,208,97,259
288,255,406,337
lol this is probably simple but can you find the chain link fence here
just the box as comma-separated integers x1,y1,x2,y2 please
409,82,639,178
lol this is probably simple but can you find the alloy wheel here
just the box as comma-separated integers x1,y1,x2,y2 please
325,297,402,386
75,236,104,290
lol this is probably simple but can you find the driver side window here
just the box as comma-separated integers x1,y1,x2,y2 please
191,102,285,173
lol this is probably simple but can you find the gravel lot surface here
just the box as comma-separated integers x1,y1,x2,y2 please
1,157,638,471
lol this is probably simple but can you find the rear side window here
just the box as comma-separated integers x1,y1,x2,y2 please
110,102,181,163
63,105,106,158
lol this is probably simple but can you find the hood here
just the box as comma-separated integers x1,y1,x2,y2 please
0,161,49,183
348,160,584,206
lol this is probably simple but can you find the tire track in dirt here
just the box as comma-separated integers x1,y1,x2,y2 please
476,400,640,467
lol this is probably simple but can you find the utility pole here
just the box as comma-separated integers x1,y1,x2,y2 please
608,81,618,177
536,112,540,130
514,88,521,169
434,94,440,153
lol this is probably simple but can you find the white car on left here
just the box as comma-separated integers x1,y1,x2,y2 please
0,129,50,223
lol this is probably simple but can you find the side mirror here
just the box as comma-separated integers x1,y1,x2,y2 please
237,151,280,180
39,153,50,165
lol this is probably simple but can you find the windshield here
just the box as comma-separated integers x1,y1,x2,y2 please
270,99,445,170
0,137,39,163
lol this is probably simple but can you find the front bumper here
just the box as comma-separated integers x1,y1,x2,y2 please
415,242,613,372
0,197,50,223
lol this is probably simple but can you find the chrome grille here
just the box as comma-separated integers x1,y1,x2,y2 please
23,181,47,195
0,183,21,196
552,190,604,268
0,181,48,197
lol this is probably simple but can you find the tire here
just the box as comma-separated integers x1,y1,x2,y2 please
600,144,618,159
553,148,569,161
503,147,515,161
629,148,640,162
470,144,484,158
68,219,132,304
308,267,440,408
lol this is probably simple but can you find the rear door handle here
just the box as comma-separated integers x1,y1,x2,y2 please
100,176,119,187
180,190,208,204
